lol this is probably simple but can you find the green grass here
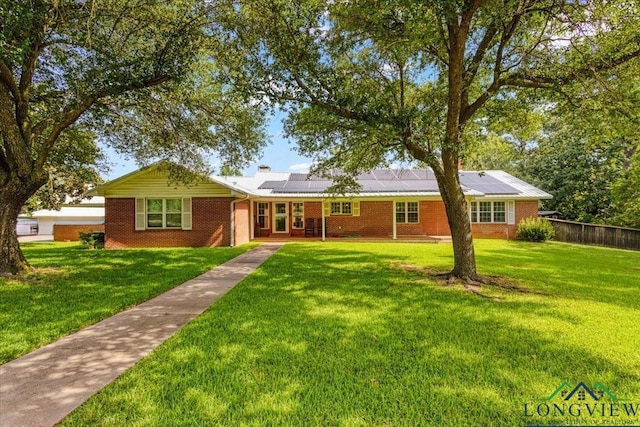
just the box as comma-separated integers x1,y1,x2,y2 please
0,242,257,364
59,240,640,426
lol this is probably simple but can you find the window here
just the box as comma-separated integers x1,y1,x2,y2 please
330,202,352,215
146,198,182,228
469,201,507,223
292,202,304,229
257,202,269,229
273,202,288,232
396,201,419,223
136,198,190,231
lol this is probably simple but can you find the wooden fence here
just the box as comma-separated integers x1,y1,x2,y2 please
547,219,640,251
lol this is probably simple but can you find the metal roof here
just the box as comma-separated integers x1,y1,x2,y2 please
230,168,550,199
477,171,552,199
30,206,105,218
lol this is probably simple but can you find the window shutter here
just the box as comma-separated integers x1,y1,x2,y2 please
182,198,192,230
323,201,330,217
352,201,360,216
135,198,146,230
507,200,515,225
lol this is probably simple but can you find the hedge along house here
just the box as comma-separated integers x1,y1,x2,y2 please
93,162,552,249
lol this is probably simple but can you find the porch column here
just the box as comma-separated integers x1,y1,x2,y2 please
392,200,397,240
321,200,326,242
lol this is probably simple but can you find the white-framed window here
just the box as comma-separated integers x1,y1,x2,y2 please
257,202,269,229
292,202,304,229
146,198,182,228
396,201,419,223
330,201,352,215
470,201,506,223
136,197,191,230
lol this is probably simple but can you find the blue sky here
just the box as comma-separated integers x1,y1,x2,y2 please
102,110,313,180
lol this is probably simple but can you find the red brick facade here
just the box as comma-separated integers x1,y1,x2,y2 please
248,199,537,240
106,197,540,248
471,200,539,239
53,224,105,242
105,197,233,249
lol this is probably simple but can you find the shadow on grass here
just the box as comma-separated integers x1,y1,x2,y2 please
0,243,256,364
63,242,640,426
475,240,640,311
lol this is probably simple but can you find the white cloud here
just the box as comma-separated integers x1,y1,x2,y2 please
288,162,313,172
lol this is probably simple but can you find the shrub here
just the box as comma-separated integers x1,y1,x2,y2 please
78,231,105,249
516,217,555,242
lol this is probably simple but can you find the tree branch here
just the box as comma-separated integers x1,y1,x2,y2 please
0,61,20,104
34,74,171,171
464,23,498,88
0,84,31,176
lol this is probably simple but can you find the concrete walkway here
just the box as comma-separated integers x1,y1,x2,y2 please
0,243,284,427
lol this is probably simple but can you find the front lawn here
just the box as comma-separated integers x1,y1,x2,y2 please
61,240,640,426
0,242,257,364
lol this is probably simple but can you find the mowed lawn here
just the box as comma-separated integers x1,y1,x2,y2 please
55,240,640,427
0,242,257,363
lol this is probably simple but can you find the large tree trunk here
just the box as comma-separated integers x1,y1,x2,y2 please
432,156,478,281
0,177,45,274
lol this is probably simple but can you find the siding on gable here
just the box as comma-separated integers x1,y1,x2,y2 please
102,169,236,198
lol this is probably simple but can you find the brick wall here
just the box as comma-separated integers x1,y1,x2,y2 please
419,201,451,236
471,200,539,239
325,201,393,237
111,197,540,246
53,224,105,242
234,200,250,245
105,197,233,248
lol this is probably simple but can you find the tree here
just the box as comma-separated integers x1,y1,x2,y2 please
609,149,640,229
217,0,640,280
0,1,266,274
526,117,633,223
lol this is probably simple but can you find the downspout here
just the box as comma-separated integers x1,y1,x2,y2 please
230,193,250,247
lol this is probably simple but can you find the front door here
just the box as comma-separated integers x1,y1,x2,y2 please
273,202,288,233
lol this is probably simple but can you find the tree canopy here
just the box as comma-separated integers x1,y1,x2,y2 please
465,62,640,227
216,0,640,279
0,0,266,273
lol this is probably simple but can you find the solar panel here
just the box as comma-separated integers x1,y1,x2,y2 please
459,172,519,195
258,180,286,189
288,173,311,181
259,169,517,195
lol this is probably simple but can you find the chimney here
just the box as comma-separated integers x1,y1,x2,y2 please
258,165,271,172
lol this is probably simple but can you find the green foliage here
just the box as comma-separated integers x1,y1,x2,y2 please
526,117,635,223
609,149,640,229
214,0,640,278
61,241,640,426
216,0,640,174
77,231,104,250
25,128,106,211
1,0,267,273
516,217,555,242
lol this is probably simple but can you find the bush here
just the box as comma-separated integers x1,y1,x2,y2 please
516,217,555,242
78,231,105,249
